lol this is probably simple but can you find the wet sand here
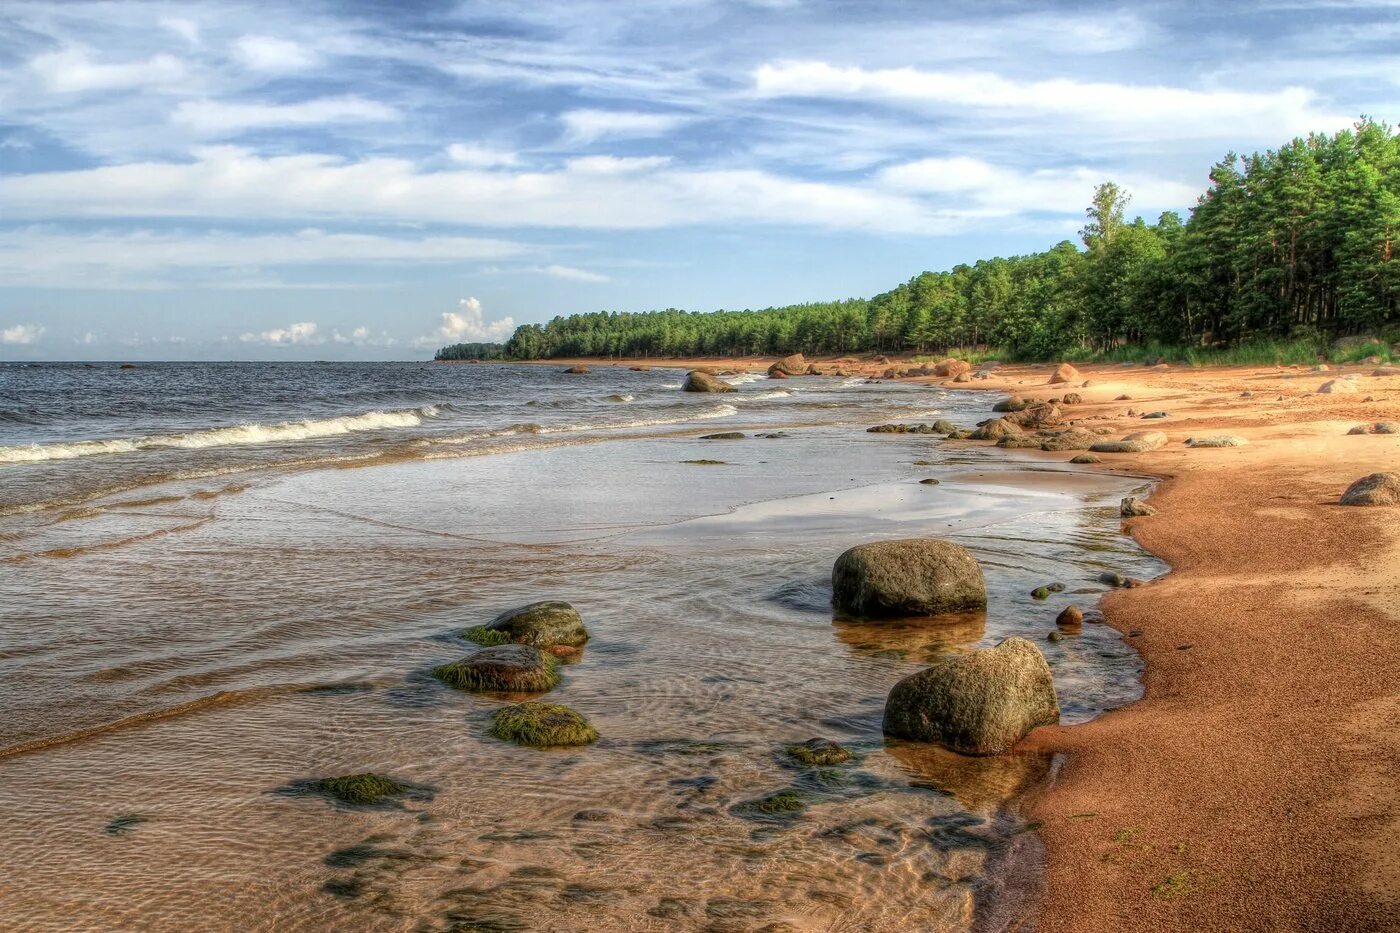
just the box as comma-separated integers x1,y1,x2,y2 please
536,354,1400,929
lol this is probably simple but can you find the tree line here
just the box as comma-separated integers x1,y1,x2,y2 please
437,121,1399,363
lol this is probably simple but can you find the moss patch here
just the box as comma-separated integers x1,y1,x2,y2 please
784,738,853,767
489,702,599,748
462,626,511,646
734,790,808,819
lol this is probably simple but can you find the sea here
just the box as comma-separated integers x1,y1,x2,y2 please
0,361,1162,931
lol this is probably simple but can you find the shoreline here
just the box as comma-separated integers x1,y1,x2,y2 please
517,353,1399,930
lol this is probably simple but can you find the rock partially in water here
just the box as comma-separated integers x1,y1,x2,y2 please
465,601,589,650
1091,431,1168,453
932,420,958,434
489,702,599,747
682,370,735,393
784,738,853,766
1056,606,1084,630
433,644,560,693
1120,496,1157,517
992,396,1028,413
562,366,591,374
1339,472,1400,506
832,538,987,618
768,353,807,377
700,431,745,440
882,637,1060,755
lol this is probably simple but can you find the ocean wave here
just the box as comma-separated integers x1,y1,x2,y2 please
0,407,438,464
431,403,739,446
742,389,793,401
722,372,765,386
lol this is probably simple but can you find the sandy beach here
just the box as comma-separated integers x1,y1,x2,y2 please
530,353,1400,930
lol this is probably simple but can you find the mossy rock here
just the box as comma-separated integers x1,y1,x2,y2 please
489,702,599,748
700,432,745,440
312,773,410,805
733,789,808,819
832,538,986,618
932,419,958,434
433,644,560,693
464,601,588,650
784,738,852,766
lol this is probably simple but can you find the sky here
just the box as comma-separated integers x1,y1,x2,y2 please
0,0,1396,360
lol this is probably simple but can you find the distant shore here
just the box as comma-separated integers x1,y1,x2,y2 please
513,352,1400,930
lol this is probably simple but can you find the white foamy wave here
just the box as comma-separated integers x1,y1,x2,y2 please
743,389,792,400
0,407,436,464
841,376,870,388
660,382,682,389
722,372,765,386
432,403,739,446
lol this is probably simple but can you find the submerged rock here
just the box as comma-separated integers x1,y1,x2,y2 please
700,431,745,440
1339,472,1400,507
562,366,591,374
309,773,411,806
433,644,559,693
882,637,1060,755
682,370,735,393
832,538,986,618
489,702,599,747
784,738,852,766
1091,431,1168,453
465,601,589,650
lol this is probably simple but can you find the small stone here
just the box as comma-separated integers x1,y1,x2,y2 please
1056,606,1084,629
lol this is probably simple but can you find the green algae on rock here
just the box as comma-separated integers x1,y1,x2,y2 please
463,601,589,650
433,644,560,693
489,702,599,748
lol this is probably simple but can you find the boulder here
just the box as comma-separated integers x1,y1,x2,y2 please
563,366,591,374
769,369,790,379
882,637,1060,755
934,358,972,378
1091,431,1168,453
768,353,807,377
932,419,958,434
1061,392,1083,405
997,435,1044,449
1318,377,1358,394
992,396,1028,413
682,370,735,393
1121,496,1156,517
1186,435,1249,447
1048,363,1081,385
466,601,589,649
832,538,987,618
953,371,972,383
970,418,1022,441
1339,472,1400,507
806,363,824,376
1070,454,1102,464
1005,402,1064,430
1347,423,1400,435
432,644,559,693
1372,367,1400,377
1039,428,1099,452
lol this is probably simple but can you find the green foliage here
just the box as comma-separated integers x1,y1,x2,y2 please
486,121,1396,362
462,626,512,646
488,702,599,747
435,342,507,361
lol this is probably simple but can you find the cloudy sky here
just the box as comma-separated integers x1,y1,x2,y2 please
0,0,1394,359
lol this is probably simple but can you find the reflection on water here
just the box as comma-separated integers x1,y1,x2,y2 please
0,381,1163,931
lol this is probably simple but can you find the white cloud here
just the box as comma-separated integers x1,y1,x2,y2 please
540,264,610,283
233,35,321,72
160,18,201,46
172,97,399,135
240,321,319,344
560,109,690,143
1,324,45,345
877,157,1200,216
418,298,515,347
446,143,520,168
0,227,533,288
30,47,187,94
566,155,672,174
752,61,1346,139
331,326,373,344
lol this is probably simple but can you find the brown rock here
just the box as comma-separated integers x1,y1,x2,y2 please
1048,363,1081,384
1339,472,1400,506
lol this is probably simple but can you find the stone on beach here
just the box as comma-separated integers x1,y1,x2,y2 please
1091,430,1168,453
992,396,1028,413
1318,377,1358,394
1346,423,1399,435
683,370,735,393
467,601,589,649
832,538,987,618
1004,402,1063,429
970,418,1022,441
432,644,560,693
882,637,1060,755
1121,496,1157,517
1039,428,1099,451
1186,435,1249,447
1070,454,1102,464
1048,363,1081,384
768,353,807,377
934,358,972,377
1339,472,1400,506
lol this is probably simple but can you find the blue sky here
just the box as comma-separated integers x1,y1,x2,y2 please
0,0,1395,360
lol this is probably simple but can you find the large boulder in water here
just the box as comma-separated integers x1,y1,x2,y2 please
1339,472,1400,506
683,370,735,393
432,644,559,693
832,538,986,618
1048,363,1081,384
467,601,588,649
882,636,1060,755
768,353,807,377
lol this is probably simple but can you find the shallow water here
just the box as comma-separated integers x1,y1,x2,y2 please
0,364,1162,931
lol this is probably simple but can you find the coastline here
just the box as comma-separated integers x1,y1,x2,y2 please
517,353,1400,930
